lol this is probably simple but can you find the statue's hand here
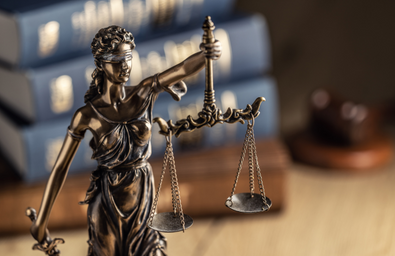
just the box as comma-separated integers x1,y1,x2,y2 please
27,207,64,255
200,40,222,60
27,207,51,244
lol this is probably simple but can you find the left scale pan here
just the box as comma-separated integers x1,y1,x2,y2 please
148,212,193,233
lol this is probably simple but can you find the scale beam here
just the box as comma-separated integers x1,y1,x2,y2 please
154,97,265,137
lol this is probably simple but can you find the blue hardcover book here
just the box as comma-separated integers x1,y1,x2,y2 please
0,14,271,123
0,76,277,183
0,0,235,68
151,76,278,158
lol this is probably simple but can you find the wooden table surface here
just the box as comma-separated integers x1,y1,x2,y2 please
2,158,395,256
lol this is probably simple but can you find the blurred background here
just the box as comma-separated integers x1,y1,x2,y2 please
237,0,395,134
0,0,394,255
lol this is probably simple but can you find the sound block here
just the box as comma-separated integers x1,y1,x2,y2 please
288,131,393,172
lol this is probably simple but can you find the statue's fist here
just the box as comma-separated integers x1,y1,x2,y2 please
200,40,222,60
26,207,50,244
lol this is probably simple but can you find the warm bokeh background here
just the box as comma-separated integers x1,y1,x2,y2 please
237,0,395,133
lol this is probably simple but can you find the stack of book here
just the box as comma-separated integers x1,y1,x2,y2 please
0,0,288,235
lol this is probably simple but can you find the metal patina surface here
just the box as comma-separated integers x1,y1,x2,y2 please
26,17,269,256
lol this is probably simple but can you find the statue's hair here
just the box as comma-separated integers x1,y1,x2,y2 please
84,26,135,103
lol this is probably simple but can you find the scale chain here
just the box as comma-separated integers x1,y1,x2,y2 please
148,131,187,231
167,144,186,231
227,116,270,211
227,120,251,206
169,144,178,216
250,123,269,208
248,123,255,197
148,139,171,227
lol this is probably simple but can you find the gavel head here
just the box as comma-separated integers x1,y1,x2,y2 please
309,89,377,145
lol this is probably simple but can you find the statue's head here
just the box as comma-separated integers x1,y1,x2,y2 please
85,26,135,103
91,25,135,60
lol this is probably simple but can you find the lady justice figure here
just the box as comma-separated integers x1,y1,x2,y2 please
29,25,221,256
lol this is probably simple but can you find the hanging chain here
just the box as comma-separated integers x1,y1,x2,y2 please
248,121,255,197
226,119,252,206
148,134,171,227
227,116,270,210
249,120,269,208
169,145,178,216
167,140,186,231
148,131,186,231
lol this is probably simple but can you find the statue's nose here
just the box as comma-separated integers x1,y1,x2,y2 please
121,61,127,68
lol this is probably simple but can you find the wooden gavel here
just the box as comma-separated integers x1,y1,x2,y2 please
309,89,379,145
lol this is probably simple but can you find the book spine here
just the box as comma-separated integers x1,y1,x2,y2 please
14,0,236,68
27,14,271,122
150,76,279,158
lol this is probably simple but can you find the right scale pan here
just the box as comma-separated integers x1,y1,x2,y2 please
225,193,272,213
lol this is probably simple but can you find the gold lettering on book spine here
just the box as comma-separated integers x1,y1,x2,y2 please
97,1,111,27
110,0,125,26
151,0,176,26
38,21,60,58
50,75,74,114
126,0,147,34
215,29,231,78
71,0,148,46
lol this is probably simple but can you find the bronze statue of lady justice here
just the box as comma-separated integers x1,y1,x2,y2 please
26,17,271,256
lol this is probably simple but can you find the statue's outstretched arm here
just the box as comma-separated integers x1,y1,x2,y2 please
129,40,221,103
29,109,88,246
157,51,205,88
29,133,82,244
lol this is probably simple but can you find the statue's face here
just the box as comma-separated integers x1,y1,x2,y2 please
101,42,133,84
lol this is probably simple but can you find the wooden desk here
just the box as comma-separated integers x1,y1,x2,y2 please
2,159,394,256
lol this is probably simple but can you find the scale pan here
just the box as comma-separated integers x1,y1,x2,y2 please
225,193,272,213
148,212,193,233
